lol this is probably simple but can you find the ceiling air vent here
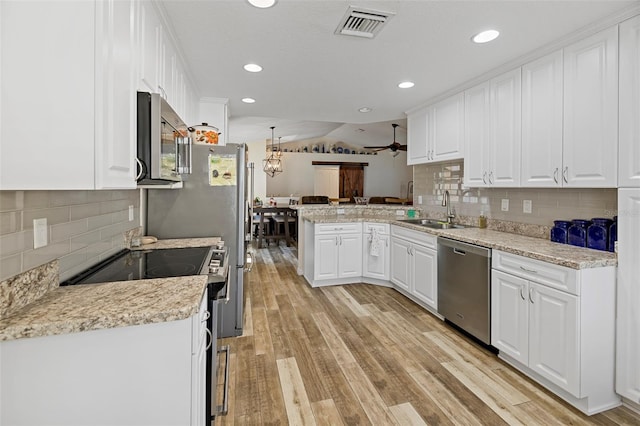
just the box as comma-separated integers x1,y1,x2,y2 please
335,6,395,39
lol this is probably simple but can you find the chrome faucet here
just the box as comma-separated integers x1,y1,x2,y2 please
442,190,456,224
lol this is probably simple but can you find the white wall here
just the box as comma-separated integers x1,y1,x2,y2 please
247,140,268,203
265,151,413,198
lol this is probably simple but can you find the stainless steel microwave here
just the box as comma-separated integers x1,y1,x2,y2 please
136,92,192,184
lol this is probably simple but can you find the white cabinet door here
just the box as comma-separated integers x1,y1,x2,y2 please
431,93,465,162
95,0,136,189
491,270,529,365
619,15,640,188
464,82,491,187
490,68,521,187
338,233,363,278
521,50,564,188
411,245,437,310
137,0,161,93
390,237,411,292
529,282,579,396
407,108,429,165
363,234,390,281
563,26,618,188
616,188,640,402
314,235,339,281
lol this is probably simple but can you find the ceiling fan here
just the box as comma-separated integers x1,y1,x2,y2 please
364,123,407,153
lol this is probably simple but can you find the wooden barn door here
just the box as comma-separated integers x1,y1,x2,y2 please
339,165,364,202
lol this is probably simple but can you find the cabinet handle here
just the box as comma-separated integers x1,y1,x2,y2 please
529,288,535,304
482,172,487,184
519,266,538,274
553,168,559,184
563,166,569,184
135,157,144,181
205,327,213,351
488,171,494,185
520,287,526,300
339,236,343,245
335,236,339,246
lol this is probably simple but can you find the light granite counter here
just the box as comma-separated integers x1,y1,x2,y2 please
0,275,208,342
0,237,221,342
131,236,221,250
302,214,617,269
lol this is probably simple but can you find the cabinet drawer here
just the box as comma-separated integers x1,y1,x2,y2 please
315,222,362,234
364,222,390,234
391,225,437,248
492,250,578,295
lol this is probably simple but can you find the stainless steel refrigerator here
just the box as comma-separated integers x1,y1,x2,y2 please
146,143,248,338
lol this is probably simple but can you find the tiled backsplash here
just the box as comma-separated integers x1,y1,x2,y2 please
0,190,140,282
413,161,617,232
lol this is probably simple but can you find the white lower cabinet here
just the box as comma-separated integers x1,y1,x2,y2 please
363,223,390,282
0,291,209,426
304,222,363,286
616,188,640,404
491,250,618,415
390,225,437,312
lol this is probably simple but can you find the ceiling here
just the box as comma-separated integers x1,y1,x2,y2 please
160,0,637,147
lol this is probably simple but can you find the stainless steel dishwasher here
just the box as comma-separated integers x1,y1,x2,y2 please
437,237,492,345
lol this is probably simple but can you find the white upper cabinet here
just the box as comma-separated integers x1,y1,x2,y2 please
407,107,429,164
521,51,564,187
407,93,464,165
563,26,618,187
464,69,521,187
0,0,136,190
137,0,161,94
431,93,465,162
463,82,491,187
619,15,640,188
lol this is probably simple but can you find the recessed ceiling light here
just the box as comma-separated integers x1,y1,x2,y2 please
243,63,262,73
358,107,372,113
472,29,500,44
242,98,256,104
247,0,276,8
398,81,415,89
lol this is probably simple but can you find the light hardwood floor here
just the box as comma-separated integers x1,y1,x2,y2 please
215,244,640,425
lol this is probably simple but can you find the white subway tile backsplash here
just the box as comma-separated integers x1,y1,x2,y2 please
23,241,71,271
70,203,102,221
0,189,139,282
50,219,89,243
23,206,70,228
0,211,21,235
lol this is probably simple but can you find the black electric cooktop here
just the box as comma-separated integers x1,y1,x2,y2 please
62,246,214,286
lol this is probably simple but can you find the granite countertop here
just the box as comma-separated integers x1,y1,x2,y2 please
303,214,616,269
0,237,221,342
0,275,208,341
131,237,221,250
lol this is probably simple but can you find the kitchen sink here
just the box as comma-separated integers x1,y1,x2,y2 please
399,218,468,229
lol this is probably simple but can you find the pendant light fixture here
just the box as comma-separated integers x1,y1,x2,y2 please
263,126,283,177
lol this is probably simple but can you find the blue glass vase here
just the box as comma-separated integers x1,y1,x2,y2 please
587,218,612,251
568,219,591,247
550,220,571,244
608,216,617,252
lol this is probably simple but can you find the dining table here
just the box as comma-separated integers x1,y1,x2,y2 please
253,205,297,248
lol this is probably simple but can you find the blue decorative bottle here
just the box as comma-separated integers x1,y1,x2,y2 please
587,218,612,251
550,220,571,244
608,216,617,252
568,219,591,247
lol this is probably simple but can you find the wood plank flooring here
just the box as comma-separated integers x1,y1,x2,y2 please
215,244,640,425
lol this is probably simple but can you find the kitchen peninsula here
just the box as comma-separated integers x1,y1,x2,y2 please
0,237,219,426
